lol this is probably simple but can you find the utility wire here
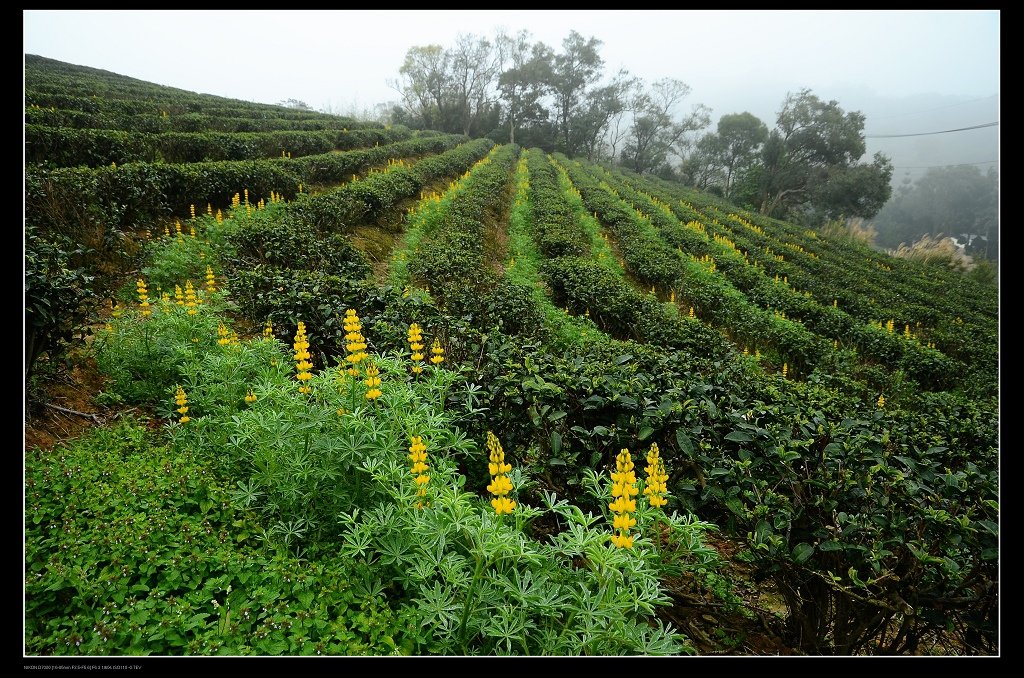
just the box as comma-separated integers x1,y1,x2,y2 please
869,95,997,120
865,121,998,138
893,160,997,169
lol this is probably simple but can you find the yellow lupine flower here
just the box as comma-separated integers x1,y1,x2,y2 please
485,431,516,514
430,338,444,365
136,278,151,317
205,266,216,294
174,386,190,424
244,390,257,404
643,443,669,509
343,309,369,374
364,363,382,401
293,321,312,393
877,394,886,408
409,436,430,508
217,322,230,346
608,448,637,548
184,280,198,315
408,323,425,375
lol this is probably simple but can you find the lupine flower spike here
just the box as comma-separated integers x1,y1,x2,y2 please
293,321,313,394
408,323,425,376
205,266,216,294
343,309,368,376
609,449,638,548
217,322,230,346
486,432,516,515
430,338,444,365
174,386,190,424
643,443,669,509
364,362,382,401
263,318,274,339
136,279,151,317
409,436,430,509
184,281,198,315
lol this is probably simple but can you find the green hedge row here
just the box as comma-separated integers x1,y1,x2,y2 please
26,124,414,167
517,151,728,359
671,181,997,330
26,88,359,124
608,172,958,387
289,137,495,234
408,145,519,310
556,157,681,289
560,157,829,371
541,257,728,358
26,135,463,236
525,151,591,259
25,107,364,133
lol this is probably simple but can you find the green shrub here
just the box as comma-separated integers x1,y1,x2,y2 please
25,420,407,656
24,226,95,383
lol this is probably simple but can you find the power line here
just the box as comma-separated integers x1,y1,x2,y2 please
869,95,998,120
893,160,998,169
865,121,998,138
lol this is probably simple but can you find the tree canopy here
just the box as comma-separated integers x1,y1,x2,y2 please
744,90,892,223
389,36,893,227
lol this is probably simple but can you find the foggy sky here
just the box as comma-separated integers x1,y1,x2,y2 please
24,10,999,182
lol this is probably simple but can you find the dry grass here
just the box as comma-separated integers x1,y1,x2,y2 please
890,233,974,272
820,217,878,246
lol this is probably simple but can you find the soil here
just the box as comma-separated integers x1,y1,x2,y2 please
656,533,797,655
25,351,110,453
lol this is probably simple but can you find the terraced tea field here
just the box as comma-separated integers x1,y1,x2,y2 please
25,55,998,656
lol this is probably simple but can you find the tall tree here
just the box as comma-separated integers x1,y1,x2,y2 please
550,31,604,156
496,30,552,145
756,89,891,223
679,132,726,190
391,35,502,137
715,112,768,198
601,76,642,164
573,71,634,162
448,33,502,137
392,45,452,132
621,78,709,175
